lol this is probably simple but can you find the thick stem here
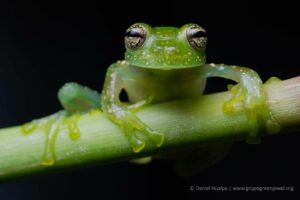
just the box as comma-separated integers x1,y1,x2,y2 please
0,77,300,181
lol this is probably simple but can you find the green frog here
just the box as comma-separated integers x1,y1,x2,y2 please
22,23,281,168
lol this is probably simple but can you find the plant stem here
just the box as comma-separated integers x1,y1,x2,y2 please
0,77,300,181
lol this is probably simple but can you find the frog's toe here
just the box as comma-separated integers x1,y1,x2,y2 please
38,116,62,166
222,84,243,113
222,100,235,113
66,114,81,139
41,158,56,166
132,141,146,153
137,126,165,147
244,97,281,143
120,126,146,152
122,124,164,152
244,108,261,144
148,131,165,147
126,132,146,153
22,122,38,135
265,112,281,134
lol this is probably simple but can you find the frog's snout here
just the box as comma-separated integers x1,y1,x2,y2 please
154,45,178,54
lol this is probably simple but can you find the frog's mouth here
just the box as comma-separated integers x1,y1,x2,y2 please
135,63,202,70
129,63,204,77
126,54,206,70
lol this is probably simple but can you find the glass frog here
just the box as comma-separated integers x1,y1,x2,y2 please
22,23,281,167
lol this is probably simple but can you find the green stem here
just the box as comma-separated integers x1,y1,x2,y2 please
0,77,300,181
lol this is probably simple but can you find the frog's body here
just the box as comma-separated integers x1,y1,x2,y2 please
22,23,281,169
117,64,206,103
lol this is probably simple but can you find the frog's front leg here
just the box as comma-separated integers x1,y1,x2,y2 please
101,63,164,152
201,64,281,143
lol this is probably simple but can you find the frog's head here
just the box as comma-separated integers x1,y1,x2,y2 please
124,23,207,69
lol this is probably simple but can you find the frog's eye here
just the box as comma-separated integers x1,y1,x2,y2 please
186,25,207,50
125,24,147,49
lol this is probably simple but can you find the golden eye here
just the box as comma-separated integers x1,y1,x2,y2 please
125,24,147,49
186,25,207,50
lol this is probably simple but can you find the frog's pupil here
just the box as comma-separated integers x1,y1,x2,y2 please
126,29,141,37
192,30,206,38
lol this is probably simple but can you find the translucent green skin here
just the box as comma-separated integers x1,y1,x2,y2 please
101,23,280,152
22,23,281,166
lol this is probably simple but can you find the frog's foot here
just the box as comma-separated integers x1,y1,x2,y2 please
222,84,281,143
110,111,164,153
21,111,80,165
122,123,165,153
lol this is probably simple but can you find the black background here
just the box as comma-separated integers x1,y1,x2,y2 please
0,0,299,199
